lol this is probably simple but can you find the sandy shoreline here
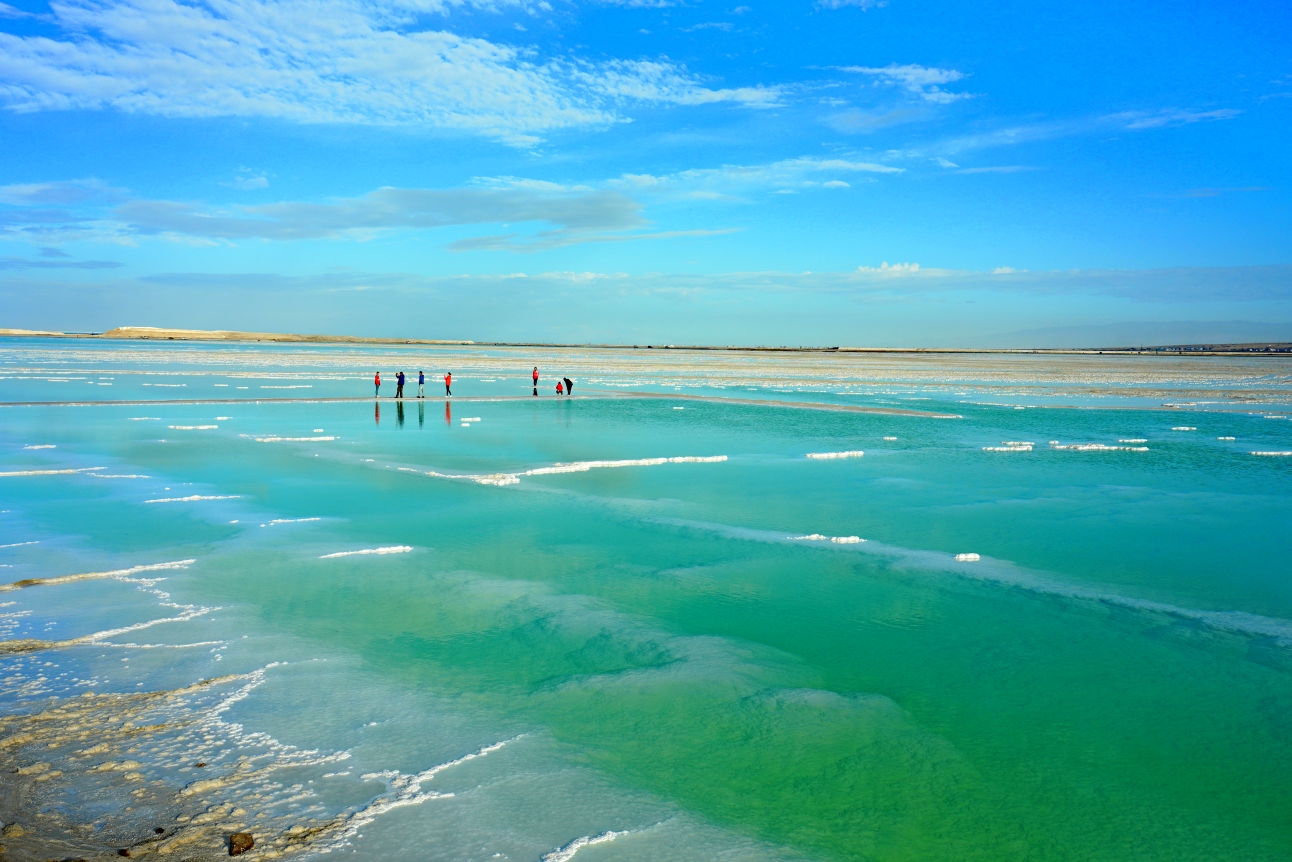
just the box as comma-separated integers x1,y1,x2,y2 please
3,327,1290,357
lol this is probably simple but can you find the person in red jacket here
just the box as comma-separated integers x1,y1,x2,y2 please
374,371,381,397
444,372,452,397
555,380,564,395
532,366,539,396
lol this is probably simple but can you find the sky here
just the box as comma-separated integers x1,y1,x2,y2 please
0,0,1289,346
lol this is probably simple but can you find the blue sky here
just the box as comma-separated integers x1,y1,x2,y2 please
0,0,1289,345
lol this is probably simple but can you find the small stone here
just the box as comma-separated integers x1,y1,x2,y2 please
2,823,25,838
195,762,206,768
229,832,255,856
155,827,165,834
118,850,131,857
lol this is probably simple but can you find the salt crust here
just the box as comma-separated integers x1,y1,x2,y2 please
319,546,413,559
422,456,727,488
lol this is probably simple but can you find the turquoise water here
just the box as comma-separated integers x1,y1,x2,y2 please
1,340,1291,860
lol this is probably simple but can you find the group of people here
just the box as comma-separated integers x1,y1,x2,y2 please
532,367,575,396
374,370,449,398
371,367,574,398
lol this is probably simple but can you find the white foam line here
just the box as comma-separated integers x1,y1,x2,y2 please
420,456,727,488
319,546,412,559
0,541,38,549
0,559,194,592
168,425,218,430
144,495,242,503
1251,451,1292,456
1119,439,1148,443
88,474,151,479
254,436,336,442
22,444,55,450
661,518,1292,643
983,445,1032,452
539,829,633,862
1171,426,1197,431
266,518,322,525
806,450,865,459
0,467,106,477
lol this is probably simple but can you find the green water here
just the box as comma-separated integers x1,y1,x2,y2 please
1,343,1291,861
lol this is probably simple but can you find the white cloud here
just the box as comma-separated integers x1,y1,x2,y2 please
816,0,886,9
612,156,901,199
1111,108,1241,129
0,0,776,145
840,63,970,103
855,261,924,276
822,180,850,188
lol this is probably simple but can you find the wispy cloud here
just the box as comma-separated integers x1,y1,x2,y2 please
0,0,777,145
839,64,970,104
0,256,123,269
114,185,645,243
610,156,901,199
816,0,887,9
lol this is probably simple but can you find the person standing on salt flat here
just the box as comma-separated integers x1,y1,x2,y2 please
532,366,539,396
374,371,381,397
395,371,405,399
564,377,574,395
418,370,425,398
444,372,452,397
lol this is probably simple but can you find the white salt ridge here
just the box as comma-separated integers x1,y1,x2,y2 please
1050,442,1149,452
955,553,980,562
22,444,55,450
1250,451,1292,456
0,541,38,549
983,443,1032,451
265,518,322,525
319,546,413,559
260,385,312,389
128,417,160,421
1171,426,1196,431
252,436,336,442
89,473,151,479
423,456,727,488
168,425,218,430
790,534,864,544
805,450,864,459
540,829,633,862
144,495,243,503
461,417,481,422
0,467,106,477
1218,436,1235,441
1119,439,1148,443
883,436,897,441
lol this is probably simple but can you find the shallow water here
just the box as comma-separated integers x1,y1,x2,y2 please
1,340,1291,861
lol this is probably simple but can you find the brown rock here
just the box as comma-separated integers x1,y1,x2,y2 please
2,824,25,837
229,832,254,856
194,762,206,768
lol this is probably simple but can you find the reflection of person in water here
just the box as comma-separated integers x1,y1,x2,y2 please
564,377,573,396
418,400,424,428
396,400,404,427
374,402,380,425
444,401,451,426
